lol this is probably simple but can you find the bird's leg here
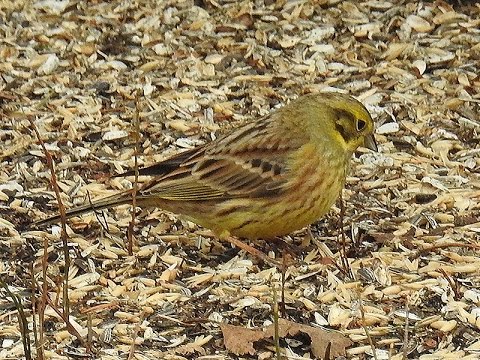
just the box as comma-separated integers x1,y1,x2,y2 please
261,236,303,263
218,230,281,267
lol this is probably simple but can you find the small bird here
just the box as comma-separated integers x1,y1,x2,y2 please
36,92,377,240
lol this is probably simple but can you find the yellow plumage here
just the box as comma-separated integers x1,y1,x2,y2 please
36,92,377,239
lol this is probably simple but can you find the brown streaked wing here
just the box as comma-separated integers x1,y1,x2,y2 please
137,112,306,201
139,152,289,201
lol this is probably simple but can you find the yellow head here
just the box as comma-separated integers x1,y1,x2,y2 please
296,92,377,154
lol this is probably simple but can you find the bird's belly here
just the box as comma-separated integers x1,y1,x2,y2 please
181,149,347,240
202,174,344,240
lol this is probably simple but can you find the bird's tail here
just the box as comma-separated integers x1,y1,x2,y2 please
33,191,136,227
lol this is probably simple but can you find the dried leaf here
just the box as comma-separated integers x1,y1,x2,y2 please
221,319,352,358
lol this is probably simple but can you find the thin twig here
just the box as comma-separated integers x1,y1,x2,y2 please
438,268,461,300
87,313,93,353
28,118,71,319
26,118,88,349
360,301,378,360
280,254,286,317
35,283,87,348
1,283,32,360
402,297,409,360
127,90,141,255
127,311,145,360
87,191,110,233
39,236,48,358
272,286,282,360
339,192,353,279
29,263,41,360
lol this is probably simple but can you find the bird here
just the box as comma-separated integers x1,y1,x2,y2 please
35,92,377,240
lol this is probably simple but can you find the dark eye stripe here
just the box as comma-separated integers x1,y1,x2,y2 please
335,122,353,143
334,108,356,143
335,109,355,122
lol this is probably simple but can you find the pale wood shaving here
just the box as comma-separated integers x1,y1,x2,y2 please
1,0,480,359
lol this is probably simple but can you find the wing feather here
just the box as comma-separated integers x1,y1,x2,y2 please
128,111,308,201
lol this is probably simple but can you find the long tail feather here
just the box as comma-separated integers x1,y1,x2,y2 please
33,192,134,227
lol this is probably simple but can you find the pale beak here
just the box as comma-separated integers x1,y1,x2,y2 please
364,134,378,151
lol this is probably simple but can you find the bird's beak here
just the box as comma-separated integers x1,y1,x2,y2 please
364,134,378,151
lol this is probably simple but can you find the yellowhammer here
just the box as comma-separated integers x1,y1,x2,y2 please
36,92,377,239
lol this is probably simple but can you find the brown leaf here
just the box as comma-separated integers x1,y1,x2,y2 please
221,319,352,358
221,323,265,355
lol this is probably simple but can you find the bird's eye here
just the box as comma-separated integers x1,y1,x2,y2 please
356,119,366,132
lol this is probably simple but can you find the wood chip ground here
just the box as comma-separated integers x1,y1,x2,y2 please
1,0,479,359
